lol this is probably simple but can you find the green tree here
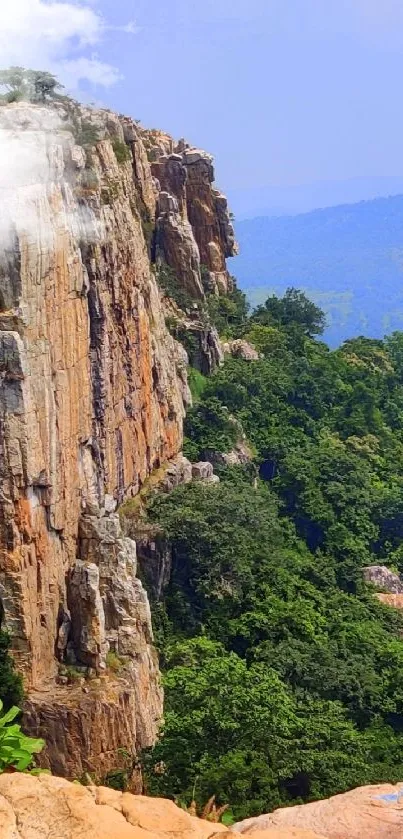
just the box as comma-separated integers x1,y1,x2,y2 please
128,291,403,818
0,67,62,103
251,287,326,337
0,701,44,772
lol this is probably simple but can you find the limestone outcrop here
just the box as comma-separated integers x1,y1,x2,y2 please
0,99,235,782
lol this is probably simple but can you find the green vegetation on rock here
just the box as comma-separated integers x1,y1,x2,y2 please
0,701,44,773
140,289,403,820
0,631,23,712
112,139,132,164
0,67,62,103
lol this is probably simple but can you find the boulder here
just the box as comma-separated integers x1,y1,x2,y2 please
157,455,193,492
363,565,403,593
0,773,326,839
204,441,253,468
223,340,260,361
192,462,214,480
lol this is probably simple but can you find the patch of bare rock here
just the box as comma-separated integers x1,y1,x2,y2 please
234,781,403,838
2,776,403,839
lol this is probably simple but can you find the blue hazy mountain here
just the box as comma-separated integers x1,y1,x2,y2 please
234,194,403,346
228,176,403,220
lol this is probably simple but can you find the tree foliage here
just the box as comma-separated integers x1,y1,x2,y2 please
0,631,23,712
0,67,62,103
0,701,44,773
140,290,403,819
250,287,326,337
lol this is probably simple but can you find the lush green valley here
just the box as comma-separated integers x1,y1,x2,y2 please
235,195,403,346
138,289,403,821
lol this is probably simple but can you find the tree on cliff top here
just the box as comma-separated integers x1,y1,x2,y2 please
0,67,63,104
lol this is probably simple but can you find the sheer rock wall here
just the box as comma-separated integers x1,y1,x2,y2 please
0,100,235,782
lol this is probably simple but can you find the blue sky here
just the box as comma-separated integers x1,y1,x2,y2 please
2,1,403,212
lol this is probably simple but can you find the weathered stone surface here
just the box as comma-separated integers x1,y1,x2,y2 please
0,102,188,781
163,299,223,374
223,340,260,361
0,100,237,787
241,832,327,839
184,152,237,294
155,198,204,300
23,677,151,785
134,529,172,602
156,454,193,492
363,565,403,593
0,102,187,692
203,441,253,468
151,142,237,296
5,774,403,839
188,322,224,375
192,462,214,480
0,773,328,839
67,512,156,667
68,560,108,669
234,782,403,838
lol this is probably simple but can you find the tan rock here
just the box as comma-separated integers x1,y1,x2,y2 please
241,832,327,839
223,340,260,361
0,774,228,839
363,565,403,593
0,100,238,785
376,593,403,609
234,782,403,838
0,102,185,781
4,774,403,839
151,142,237,297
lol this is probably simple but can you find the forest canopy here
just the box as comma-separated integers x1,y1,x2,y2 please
136,288,403,820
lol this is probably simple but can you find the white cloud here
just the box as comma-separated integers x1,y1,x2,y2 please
60,57,123,89
0,0,135,90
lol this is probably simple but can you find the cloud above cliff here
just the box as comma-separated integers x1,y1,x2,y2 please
0,0,137,91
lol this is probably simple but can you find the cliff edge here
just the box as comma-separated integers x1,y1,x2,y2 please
0,99,237,783
1,773,403,839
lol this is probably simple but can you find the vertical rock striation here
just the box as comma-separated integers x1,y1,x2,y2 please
0,99,236,781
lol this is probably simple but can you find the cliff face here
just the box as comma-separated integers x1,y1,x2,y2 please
0,100,236,782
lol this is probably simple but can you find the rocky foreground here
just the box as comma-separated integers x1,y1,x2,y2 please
1,775,403,839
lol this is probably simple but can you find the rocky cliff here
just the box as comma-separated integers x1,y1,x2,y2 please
0,99,237,782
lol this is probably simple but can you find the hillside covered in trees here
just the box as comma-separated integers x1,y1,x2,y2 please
235,195,403,346
130,289,403,821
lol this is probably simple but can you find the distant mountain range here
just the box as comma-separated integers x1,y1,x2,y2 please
227,176,403,220
234,194,403,346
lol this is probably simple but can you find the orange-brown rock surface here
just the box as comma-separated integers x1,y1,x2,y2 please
0,773,330,839
150,139,237,296
3,774,403,839
234,781,403,838
0,100,234,783
376,593,403,609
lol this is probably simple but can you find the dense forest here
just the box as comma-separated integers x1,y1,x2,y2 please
235,195,403,346
137,288,403,820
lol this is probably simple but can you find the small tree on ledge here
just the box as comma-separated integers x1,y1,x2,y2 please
0,67,63,104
